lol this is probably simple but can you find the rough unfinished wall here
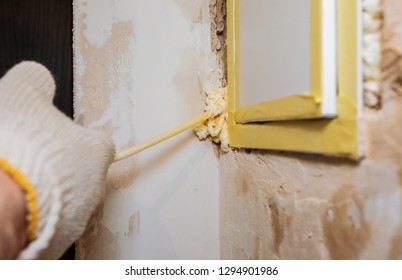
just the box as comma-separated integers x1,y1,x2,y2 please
73,0,223,259
220,0,402,259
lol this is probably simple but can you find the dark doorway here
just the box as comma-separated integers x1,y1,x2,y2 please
0,0,74,259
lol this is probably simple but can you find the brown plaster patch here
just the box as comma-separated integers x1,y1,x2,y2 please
323,186,371,259
108,156,138,190
382,48,402,95
269,200,283,253
389,226,402,259
366,1,402,164
253,232,262,259
235,175,251,197
383,0,402,53
77,15,134,126
364,47,402,187
76,14,138,189
127,211,140,237
268,197,292,254
76,205,118,260
241,180,249,196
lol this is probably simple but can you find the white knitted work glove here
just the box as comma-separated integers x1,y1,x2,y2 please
0,62,115,259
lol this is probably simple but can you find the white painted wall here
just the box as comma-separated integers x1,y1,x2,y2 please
73,0,221,259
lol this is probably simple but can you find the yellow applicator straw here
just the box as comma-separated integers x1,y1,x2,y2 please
113,87,229,163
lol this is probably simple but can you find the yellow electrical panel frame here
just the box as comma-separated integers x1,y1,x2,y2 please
227,0,362,159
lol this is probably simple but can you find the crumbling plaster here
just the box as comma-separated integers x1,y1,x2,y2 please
220,0,402,259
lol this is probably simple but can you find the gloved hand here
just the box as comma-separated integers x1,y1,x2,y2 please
0,62,115,259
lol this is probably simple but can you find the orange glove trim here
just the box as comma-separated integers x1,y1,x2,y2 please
0,157,38,241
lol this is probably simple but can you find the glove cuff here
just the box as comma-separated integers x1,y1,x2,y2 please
0,123,70,259
0,158,39,242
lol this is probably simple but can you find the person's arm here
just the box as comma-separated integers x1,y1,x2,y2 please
0,170,27,259
0,62,115,259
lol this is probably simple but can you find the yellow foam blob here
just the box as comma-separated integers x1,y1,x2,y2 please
195,87,229,152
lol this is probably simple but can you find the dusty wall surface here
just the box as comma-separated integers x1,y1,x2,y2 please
73,0,402,260
73,0,222,259
220,0,402,259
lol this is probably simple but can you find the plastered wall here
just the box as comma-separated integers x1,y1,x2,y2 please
74,0,402,260
73,0,222,259
220,0,402,259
